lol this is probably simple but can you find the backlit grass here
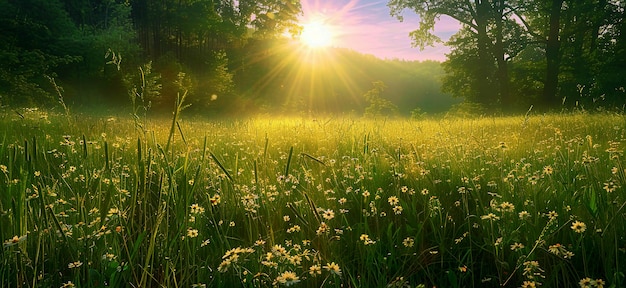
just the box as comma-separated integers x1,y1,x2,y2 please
1,108,625,287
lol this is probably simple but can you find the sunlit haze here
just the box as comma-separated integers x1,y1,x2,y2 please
300,21,334,48
299,0,461,61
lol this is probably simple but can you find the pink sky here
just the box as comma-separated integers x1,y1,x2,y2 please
299,0,461,62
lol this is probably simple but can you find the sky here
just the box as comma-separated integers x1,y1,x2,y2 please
299,0,461,62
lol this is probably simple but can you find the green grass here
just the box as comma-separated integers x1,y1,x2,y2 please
1,108,625,287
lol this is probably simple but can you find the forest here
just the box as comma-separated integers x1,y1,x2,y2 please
0,0,625,115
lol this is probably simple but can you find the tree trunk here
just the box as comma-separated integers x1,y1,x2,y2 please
542,0,563,107
475,0,496,106
493,0,511,108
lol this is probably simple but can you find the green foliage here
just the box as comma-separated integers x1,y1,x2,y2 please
1,112,625,287
363,81,398,117
124,61,161,117
390,0,626,111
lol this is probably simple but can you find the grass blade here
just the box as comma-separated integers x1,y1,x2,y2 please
210,152,233,181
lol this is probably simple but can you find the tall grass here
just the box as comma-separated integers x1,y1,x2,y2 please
1,108,625,287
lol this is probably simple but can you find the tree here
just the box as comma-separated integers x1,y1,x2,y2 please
388,0,520,109
0,0,81,105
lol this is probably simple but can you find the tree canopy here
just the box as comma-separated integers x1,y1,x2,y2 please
389,0,626,111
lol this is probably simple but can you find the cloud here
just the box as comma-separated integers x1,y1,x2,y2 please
300,0,460,61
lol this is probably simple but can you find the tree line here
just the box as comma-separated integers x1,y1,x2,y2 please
1,0,621,115
390,0,626,112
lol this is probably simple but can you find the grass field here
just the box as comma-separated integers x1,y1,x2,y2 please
1,108,625,287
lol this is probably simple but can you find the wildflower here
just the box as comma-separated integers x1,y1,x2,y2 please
393,205,403,215
388,196,399,206
579,277,593,288
543,166,554,175
61,281,76,287
187,228,199,238
322,209,335,220
102,253,116,261
323,262,342,276
603,181,617,193
571,220,586,233
309,265,321,276
190,204,205,214
362,190,370,197
511,242,525,251
68,261,83,269
521,281,539,288
210,194,221,206
421,188,429,195
360,234,375,245
400,186,408,193
338,197,347,205
481,213,500,221
287,225,301,233
275,271,300,286
546,211,558,220
272,244,287,256
594,279,606,288
522,260,544,281
499,202,515,212
283,215,290,222
519,211,531,220
403,237,414,247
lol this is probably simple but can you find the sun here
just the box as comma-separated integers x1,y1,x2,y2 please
300,21,334,48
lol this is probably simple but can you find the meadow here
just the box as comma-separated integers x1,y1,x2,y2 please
1,108,625,288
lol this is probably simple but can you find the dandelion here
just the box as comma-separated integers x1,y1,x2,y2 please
323,262,342,276
571,220,586,233
309,265,321,276
275,271,300,286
